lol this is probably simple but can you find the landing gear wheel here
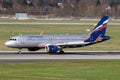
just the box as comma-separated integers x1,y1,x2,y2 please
18,48,22,54
59,50,64,54
18,51,22,54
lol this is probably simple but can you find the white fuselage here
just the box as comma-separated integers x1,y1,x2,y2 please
5,34,88,48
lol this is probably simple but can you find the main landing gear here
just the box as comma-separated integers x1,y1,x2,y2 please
59,50,64,54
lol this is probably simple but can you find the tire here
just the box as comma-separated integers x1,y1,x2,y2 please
59,50,64,54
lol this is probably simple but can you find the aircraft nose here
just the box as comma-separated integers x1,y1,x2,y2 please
5,41,16,47
5,41,11,47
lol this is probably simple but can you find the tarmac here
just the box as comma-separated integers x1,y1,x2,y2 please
0,51,120,63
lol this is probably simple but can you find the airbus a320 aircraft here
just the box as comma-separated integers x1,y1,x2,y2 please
5,16,110,54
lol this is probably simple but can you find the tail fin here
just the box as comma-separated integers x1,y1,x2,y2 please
84,16,109,42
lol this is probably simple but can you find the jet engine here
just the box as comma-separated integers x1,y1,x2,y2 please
46,45,58,53
28,47,39,51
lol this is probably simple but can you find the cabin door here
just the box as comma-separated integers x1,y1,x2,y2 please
20,35,24,44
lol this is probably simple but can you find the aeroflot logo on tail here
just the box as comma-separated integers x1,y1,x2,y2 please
93,19,108,32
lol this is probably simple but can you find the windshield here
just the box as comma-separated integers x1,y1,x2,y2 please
9,38,17,41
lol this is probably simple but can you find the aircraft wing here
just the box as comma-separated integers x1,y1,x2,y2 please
55,41,89,48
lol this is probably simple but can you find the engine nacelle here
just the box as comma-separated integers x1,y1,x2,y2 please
46,45,58,53
28,47,39,51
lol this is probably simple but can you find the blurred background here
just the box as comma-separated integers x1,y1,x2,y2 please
0,0,119,19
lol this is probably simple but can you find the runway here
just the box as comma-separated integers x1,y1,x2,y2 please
0,51,120,63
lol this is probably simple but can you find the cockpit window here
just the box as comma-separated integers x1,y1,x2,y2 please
9,38,17,41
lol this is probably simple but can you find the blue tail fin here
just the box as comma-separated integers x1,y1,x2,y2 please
84,16,109,42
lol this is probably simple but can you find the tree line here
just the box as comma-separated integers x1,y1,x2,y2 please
0,0,120,18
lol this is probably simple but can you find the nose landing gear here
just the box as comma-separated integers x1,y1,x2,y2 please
18,48,22,54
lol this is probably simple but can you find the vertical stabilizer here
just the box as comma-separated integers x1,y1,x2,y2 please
84,16,109,42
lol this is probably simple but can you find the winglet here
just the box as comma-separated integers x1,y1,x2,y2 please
40,31,44,35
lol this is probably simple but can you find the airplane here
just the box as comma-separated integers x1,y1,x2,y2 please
5,16,110,54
